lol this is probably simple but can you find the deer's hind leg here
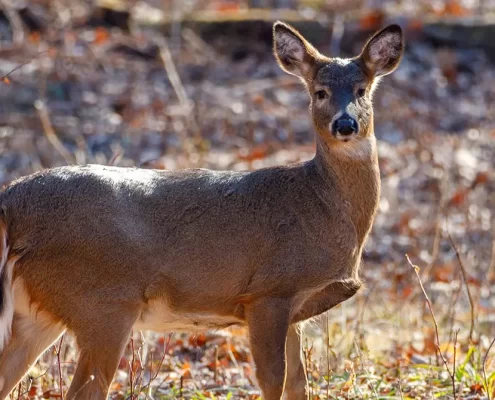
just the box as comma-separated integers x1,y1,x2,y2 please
66,311,139,400
0,293,65,399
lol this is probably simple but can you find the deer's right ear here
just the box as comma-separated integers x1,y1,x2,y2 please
273,22,320,81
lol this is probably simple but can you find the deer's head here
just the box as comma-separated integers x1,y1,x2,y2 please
273,22,403,148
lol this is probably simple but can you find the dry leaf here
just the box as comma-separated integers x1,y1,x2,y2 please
359,10,384,31
94,27,110,45
449,188,468,207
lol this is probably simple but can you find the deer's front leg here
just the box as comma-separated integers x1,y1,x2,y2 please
293,279,361,323
245,297,291,400
284,323,307,399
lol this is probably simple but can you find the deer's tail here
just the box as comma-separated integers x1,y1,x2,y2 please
0,217,14,353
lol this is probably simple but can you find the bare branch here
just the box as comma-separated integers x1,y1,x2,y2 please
406,254,456,392
0,51,49,82
422,174,448,279
56,334,65,399
452,329,459,399
35,100,76,165
157,38,194,119
447,231,476,342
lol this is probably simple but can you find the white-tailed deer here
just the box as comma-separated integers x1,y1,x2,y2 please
0,22,403,399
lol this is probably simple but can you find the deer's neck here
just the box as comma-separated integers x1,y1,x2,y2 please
313,135,380,246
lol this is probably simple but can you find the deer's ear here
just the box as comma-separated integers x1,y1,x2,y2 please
273,21,320,80
360,24,404,77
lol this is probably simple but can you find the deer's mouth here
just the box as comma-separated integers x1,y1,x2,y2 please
334,133,357,142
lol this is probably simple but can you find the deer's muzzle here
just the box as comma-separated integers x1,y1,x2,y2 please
332,115,359,137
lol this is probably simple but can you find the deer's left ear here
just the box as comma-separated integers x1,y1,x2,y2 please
360,24,404,77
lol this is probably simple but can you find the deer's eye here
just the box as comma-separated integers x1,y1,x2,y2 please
315,90,328,100
357,88,366,98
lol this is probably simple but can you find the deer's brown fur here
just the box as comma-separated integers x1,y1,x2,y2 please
0,22,403,400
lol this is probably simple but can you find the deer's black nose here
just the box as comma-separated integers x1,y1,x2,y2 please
333,117,358,136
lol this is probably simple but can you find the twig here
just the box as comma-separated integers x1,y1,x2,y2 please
72,375,95,398
406,255,457,391
108,149,123,166
152,372,172,398
16,377,33,399
129,336,136,399
448,231,476,342
397,368,405,400
398,379,404,399
422,175,447,279
146,350,153,399
225,336,243,381
0,51,50,83
1,59,33,83
1,62,27,83
213,345,219,384
157,38,194,120
353,340,379,399
304,339,311,400
140,333,172,394
132,338,145,396
0,1,24,45
452,329,459,399
156,36,200,156
448,273,463,345
483,337,495,400
35,100,76,165
407,256,442,356
355,280,377,338
56,334,65,400
181,28,218,62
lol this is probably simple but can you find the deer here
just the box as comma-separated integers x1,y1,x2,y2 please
0,21,403,400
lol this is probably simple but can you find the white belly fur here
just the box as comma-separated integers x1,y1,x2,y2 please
13,277,240,335
134,299,242,332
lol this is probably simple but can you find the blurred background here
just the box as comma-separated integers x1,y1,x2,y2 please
1,0,495,399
